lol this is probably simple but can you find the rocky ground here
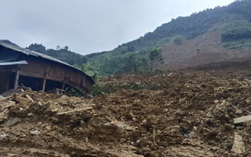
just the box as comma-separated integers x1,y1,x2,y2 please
1,69,251,156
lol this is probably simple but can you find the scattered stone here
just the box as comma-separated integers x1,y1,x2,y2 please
27,113,34,116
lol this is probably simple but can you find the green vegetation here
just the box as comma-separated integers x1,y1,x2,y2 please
173,36,182,45
221,20,251,49
222,20,251,42
227,0,251,21
85,0,251,74
73,63,98,79
86,47,164,76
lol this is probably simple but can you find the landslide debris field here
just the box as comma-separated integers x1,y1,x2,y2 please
1,70,251,156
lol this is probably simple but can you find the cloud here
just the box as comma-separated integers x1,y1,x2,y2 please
0,0,235,54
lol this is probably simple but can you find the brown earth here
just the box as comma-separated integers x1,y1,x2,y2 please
1,67,251,156
161,23,251,70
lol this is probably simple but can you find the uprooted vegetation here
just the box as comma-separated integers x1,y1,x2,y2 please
1,70,251,156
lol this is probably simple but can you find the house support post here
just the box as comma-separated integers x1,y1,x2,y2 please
62,72,68,90
14,71,20,89
42,77,47,92
62,81,66,90
14,66,20,89
42,65,51,92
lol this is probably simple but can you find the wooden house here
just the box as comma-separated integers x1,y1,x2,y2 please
0,41,94,94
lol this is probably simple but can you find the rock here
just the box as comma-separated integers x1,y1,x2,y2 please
214,100,219,103
0,132,7,138
30,130,41,136
188,132,195,139
231,132,245,154
235,109,243,115
1,117,21,127
27,113,34,116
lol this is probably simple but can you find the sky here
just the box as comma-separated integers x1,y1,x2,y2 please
0,0,235,55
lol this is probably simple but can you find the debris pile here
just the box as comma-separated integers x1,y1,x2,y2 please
0,71,251,156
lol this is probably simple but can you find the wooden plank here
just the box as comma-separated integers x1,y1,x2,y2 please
19,71,63,82
42,65,50,92
62,72,68,90
19,71,44,79
234,115,251,124
42,78,47,91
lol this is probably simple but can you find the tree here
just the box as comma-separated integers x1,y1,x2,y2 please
149,47,164,72
0,39,18,46
173,36,182,45
63,46,69,51
27,43,46,53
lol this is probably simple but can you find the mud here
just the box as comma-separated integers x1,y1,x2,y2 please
0,70,251,156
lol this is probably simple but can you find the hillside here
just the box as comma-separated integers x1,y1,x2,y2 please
85,0,251,74
5,0,251,75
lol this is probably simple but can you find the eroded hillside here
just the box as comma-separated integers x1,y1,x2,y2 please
161,23,251,70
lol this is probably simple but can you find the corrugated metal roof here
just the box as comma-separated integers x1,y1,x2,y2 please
0,41,69,66
0,60,28,66
0,41,94,83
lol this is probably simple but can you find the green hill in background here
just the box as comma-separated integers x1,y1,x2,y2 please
13,0,251,75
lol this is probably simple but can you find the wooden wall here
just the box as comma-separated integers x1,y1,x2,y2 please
0,72,10,93
18,55,93,92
